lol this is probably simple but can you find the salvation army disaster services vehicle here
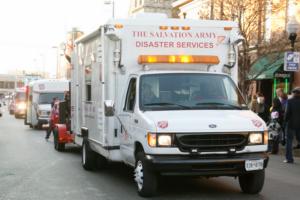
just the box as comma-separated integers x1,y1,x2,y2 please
24,79,69,129
58,14,269,197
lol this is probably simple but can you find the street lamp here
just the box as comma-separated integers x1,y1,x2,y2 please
104,0,115,19
287,16,300,51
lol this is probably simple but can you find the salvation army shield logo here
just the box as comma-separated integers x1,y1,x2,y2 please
157,121,168,129
251,119,262,128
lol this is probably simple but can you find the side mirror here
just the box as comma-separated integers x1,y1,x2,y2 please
104,100,115,117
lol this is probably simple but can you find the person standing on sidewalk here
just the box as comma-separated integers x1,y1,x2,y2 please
284,87,300,163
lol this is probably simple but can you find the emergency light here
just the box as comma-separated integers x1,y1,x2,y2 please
138,55,220,65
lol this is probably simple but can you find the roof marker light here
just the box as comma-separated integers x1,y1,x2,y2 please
224,27,232,31
171,26,180,30
159,26,168,30
181,26,191,30
114,24,123,29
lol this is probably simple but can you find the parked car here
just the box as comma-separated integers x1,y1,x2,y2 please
14,88,26,119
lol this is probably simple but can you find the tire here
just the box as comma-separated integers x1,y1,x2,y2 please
29,124,33,128
53,128,65,152
239,170,265,194
82,139,97,170
134,152,158,197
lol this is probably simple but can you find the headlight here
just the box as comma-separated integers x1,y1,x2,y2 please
249,133,263,145
158,135,172,147
147,133,173,147
38,110,47,116
17,102,26,110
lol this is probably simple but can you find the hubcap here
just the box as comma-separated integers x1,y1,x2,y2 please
134,160,144,191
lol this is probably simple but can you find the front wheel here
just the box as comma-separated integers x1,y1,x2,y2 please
134,152,158,197
239,170,265,194
82,139,97,170
53,128,65,152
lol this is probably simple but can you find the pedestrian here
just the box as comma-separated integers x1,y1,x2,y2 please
256,92,268,122
249,94,258,112
276,88,288,112
45,99,59,140
51,97,57,108
283,87,300,163
270,98,284,126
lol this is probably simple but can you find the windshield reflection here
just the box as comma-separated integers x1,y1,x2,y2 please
139,73,247,111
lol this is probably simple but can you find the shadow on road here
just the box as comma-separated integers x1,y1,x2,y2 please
89,162,265,199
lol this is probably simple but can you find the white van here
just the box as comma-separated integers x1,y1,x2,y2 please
25,79,69,128
67,14,268,197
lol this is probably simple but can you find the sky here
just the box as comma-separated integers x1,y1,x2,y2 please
0,0,130,77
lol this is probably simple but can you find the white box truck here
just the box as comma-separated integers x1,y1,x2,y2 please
24,79,69,128
58,14,268,197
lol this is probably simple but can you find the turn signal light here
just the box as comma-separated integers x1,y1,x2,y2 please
147,133,157,147
264,130,269,145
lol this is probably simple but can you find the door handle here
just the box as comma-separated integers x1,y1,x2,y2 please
134,119,138,124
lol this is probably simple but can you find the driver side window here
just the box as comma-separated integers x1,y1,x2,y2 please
124,78,136,112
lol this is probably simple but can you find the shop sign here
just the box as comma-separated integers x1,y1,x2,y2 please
274,72,291,79
284,52,300,71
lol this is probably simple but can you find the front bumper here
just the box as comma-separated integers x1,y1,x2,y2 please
15,109,26,116
145,153,269,176
38,117,50,125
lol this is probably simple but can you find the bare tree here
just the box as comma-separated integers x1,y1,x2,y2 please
210,0,288,95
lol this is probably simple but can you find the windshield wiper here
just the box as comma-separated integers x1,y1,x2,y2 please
195,102,245,110
144,102,191,109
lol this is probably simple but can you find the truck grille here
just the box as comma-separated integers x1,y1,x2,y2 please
176,133,248,152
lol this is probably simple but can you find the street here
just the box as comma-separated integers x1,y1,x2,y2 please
1,108,300,200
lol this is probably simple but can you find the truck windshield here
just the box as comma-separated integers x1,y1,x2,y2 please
139,73,247,111
38,93,65,104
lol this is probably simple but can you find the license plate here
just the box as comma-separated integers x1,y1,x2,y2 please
42,124,49,129
245,159,264,171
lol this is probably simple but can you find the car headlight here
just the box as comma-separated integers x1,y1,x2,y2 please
17,102,26,110
249,133,263,145
38,110,47,116
147,133,173,147
158,135,172,147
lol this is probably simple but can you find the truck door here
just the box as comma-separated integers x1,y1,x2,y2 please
119,77,137,164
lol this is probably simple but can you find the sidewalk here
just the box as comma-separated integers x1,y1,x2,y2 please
278,140,300,157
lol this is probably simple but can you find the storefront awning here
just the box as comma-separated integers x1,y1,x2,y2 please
248,53,284,80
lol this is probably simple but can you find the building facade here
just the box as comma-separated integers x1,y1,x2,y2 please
129,0,176,17
0,74,25,94
56,28,84,80
173,0,300,104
